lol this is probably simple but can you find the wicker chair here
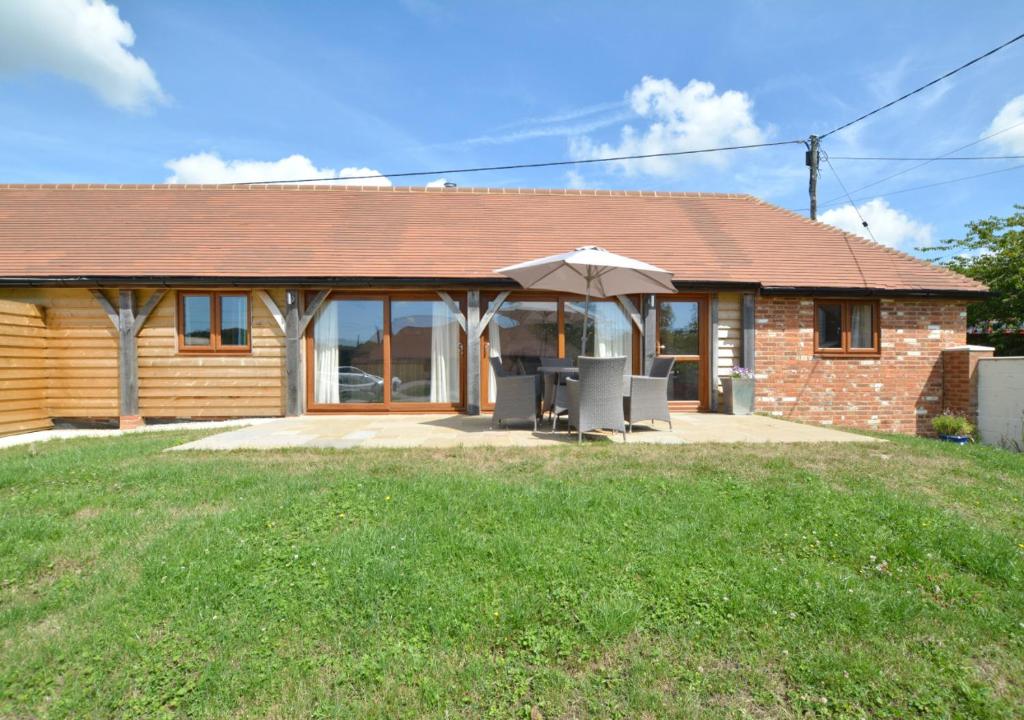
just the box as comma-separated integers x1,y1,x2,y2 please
489,356,540,430
566,356,627,443
623,356,676,431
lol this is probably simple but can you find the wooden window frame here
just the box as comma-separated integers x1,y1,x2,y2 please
304,291,468,413
813,299,881,357
177,290,252,354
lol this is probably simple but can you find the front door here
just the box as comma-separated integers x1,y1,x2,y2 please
656,296,707,411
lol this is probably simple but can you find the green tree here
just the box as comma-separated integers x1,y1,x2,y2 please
923,204,1024,355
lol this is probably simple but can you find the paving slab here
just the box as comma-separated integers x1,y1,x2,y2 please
169,413,880,451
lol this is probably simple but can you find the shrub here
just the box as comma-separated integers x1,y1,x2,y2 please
932,412,975,438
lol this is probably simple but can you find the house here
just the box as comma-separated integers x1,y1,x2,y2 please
0,184,989,437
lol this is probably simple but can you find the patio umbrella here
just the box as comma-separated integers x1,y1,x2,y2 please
495,246,676,356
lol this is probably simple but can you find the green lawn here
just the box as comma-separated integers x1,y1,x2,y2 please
1,431,1022,719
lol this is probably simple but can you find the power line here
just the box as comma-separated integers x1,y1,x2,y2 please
808,160,1024,213
820,31,1024,139
821,152,880,245
232,139,804,185
819,117,1024,206
830,154,1024,161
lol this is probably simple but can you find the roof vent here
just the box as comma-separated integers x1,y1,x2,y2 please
443,181,457,188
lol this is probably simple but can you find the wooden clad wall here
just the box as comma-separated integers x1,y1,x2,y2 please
44,289,120,418
715,292,744,397
137,290,286,417
0,299,52,436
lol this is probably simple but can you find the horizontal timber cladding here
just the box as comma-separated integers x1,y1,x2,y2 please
2,287,120,418
0,298,51,436
754,296,967,435
136,289,286,418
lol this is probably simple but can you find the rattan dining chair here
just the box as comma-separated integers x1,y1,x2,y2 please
565,356,627,443
488,356,540,431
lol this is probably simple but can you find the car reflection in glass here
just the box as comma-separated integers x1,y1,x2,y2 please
338,365,385,402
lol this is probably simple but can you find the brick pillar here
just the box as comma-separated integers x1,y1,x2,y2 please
942,345,994,425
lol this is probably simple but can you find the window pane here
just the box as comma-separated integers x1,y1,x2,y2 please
564,300,632,367
219,295,248,347
391,300,461,404
658,301,699,356
182,295,211,346
850,303,875,349
313,299,385,404
487,299,558,403
816,303,842,349
668,361,699,401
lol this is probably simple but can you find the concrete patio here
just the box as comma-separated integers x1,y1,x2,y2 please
169,413,880,451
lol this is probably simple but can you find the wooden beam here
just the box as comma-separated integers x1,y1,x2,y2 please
90,289,119,330
436,291,467,332
615,294,644,332
709,293,719,412
131,289,167,337
641,294,657,374
299,289,330,335
117,290,139,417
255,289,286,334
285,289,303,416
465,290,482,415
474,290,509,339
742,292,756,372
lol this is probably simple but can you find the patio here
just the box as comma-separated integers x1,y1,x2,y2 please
169,412,880,451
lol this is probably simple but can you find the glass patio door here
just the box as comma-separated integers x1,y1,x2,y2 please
657,297,706,409
309,294,464,410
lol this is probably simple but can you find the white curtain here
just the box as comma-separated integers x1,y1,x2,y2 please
430,303,460,403
850,303,874,348
487,317,502,403
313,301,340,404
593,302,632,367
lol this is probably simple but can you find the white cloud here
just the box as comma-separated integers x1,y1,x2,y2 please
425,177,450,188
982,95,1024,153
569,76,769,177
0,0,164,111
164,153,392,186
819,198,933,251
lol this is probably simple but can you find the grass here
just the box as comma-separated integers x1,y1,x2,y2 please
0,431,1022,718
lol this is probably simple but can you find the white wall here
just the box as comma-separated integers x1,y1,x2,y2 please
977,357,1024,451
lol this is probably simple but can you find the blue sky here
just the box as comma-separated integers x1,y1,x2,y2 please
1,1,1022,256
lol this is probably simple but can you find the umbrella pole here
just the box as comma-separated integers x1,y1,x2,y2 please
581,272,591,357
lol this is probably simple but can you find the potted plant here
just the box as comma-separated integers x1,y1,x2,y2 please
721,366,755,415
931,412,975,445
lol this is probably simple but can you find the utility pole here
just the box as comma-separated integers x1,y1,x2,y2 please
806,134,820,220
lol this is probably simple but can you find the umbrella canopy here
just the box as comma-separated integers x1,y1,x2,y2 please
495,246,675,298
495,246,676,356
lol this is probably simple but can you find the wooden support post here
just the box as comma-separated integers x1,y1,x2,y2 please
465,290,482,415
709,293,719,412
641,294,657,374
92,289,166,428
285,289,303,416
117,290,140,426
742,292,756,372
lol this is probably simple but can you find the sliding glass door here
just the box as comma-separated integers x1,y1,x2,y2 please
308,294,464,410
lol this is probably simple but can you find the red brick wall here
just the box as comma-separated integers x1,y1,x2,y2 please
754,296,967,434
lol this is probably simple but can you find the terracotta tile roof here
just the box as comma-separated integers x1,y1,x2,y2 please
0,184,986,294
